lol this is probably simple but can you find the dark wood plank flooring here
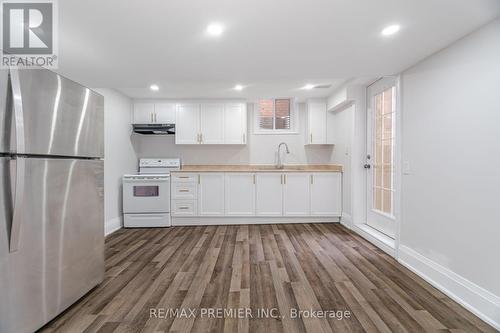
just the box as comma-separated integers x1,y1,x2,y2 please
39,224,496,333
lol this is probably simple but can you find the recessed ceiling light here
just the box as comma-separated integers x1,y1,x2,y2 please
206,23,224,36
381,24,400,36
303,84,315,90
233,84,244,91
150,84,159,91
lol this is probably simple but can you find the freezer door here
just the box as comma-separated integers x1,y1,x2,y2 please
10,67,104,158
0,157,104,333
0,69,11,154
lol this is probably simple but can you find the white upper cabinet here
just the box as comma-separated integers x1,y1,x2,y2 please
255,173,283,216
224,103,247,144
283,173,311,216
200,103,225,144
198,173,225,216
306,100,329,145
155,103,176,123
172,101,247,145
225,173,255,216
175,103,200,144
133,102,155,124
310,172,342,216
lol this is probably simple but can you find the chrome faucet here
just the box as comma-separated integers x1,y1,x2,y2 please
276,142,290,169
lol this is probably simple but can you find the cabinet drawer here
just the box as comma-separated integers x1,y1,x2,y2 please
171,200,197,216
172,182,197,199
172,173,198,183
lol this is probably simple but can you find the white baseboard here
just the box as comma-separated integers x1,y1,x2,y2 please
340,213,352,229
399,245,500,330
105,217,122,236
172,216,340,226
351,223,396,257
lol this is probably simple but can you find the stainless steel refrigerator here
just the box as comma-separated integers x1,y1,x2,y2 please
0,67,105,333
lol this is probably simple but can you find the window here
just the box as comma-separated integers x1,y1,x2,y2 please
256,98,292,131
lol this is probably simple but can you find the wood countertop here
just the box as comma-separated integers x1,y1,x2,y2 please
173,164,343,173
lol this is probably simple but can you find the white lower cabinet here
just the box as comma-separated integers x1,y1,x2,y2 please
171,171,342,221
283,173,311,216
198,173,225,216
225,173,255,216
255,173,283,216
310,172,342,216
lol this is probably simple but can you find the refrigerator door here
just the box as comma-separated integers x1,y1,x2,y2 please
9,67,104,158
0,157,104,333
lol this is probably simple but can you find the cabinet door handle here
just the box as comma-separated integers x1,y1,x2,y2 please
253,174,256,184
151,113,154,123
243,133,246,143
280,174,283,184
154,113,157,123
284,174,287,184
200,133,203,143
310,133,313,143
310,174,314,184
198,174,201,184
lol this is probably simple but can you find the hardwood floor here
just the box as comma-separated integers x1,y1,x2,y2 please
40,224,496,333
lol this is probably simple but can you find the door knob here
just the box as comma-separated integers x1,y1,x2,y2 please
364,164,371,169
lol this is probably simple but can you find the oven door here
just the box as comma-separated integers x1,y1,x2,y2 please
123,177,170,213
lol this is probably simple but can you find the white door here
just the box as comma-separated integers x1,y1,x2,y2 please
200,103,225,144
155,103,176,123
366,77,397,238
175,103,200,144
133,102,154,124
224,103,246,144
255,173,283,216
225,173,255,216
283,173,310,216
198,173,225,216
307,101,327,144
310,173,341,216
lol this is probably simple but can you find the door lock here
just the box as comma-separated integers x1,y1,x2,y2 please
364,164,371,169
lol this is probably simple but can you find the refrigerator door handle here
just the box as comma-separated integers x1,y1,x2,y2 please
9,68,26,154
9,68,26,253
9,157,25,252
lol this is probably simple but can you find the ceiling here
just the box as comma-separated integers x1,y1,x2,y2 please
56,0,500,100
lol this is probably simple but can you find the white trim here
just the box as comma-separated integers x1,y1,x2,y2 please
105,217,122,236
352,223,396,257
399,245,500,330
172,216,340,226
340,213,352,229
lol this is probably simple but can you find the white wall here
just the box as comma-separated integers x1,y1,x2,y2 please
95,89,138,235
400,18,500,326
134,103,335,165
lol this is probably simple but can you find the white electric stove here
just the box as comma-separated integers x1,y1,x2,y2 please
123,158,180,227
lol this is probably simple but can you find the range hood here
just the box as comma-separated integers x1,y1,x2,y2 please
132,123,175,135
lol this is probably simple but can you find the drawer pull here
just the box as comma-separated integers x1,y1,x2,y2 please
179,206,189,210
178,189,189,192
178,176,190,179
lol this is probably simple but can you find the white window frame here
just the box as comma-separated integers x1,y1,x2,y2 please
253,98,299,135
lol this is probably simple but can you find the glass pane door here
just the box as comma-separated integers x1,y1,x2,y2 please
366,78,397,238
